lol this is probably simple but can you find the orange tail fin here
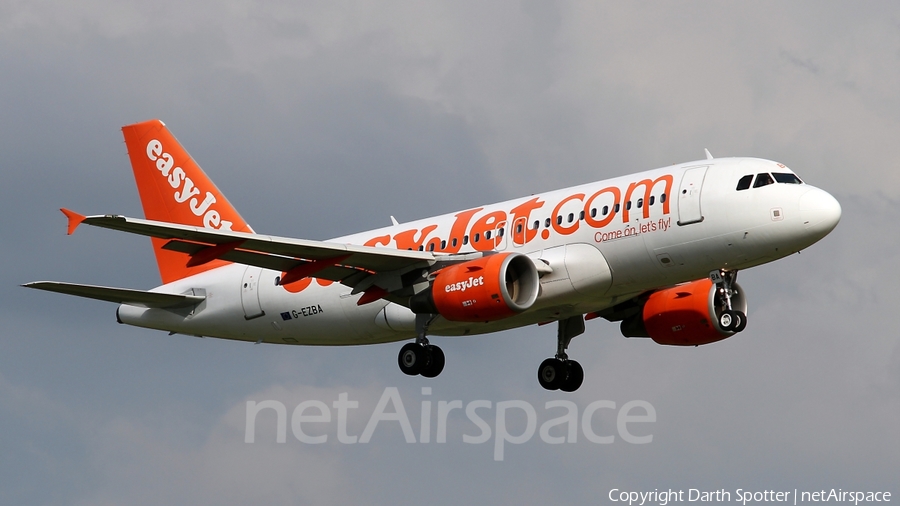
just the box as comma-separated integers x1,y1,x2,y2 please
121,119,253,284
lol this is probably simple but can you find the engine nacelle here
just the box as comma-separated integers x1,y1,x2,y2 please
410,253,540,322
621,278,748,346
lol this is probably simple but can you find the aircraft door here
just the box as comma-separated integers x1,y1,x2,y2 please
494,221,508,250
512,217,527,247
241,266,266,319
677,166,708,225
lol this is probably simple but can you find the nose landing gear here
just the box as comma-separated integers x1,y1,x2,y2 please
711,269,747,333
718,309,746,333
538,315,585,392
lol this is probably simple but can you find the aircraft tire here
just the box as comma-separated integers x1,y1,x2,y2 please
420,345,445,378
559,360,584,392
538,358,565,390
398,343,425,376
719,310,737,332
733,311,747,332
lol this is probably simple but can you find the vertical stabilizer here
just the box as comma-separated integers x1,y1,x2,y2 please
121,119,253,283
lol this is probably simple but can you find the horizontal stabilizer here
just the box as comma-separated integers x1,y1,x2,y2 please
22,281,205,308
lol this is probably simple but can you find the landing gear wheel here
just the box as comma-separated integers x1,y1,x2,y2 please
398,343,425,376
559,360,584,392
732,311,747,333
420,345,445,378
538,316,587,391
538,358,566,391
719,310,737,332
711,269,747,333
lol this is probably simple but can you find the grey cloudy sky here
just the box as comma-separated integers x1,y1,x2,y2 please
2,2,898,504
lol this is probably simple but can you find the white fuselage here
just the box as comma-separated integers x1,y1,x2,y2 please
118,157,840,345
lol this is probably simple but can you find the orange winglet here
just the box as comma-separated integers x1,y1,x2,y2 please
186,241,245,268
357,286,388,306
280,254,351,286
60,208,86,235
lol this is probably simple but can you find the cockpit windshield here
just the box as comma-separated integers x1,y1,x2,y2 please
772,172,803,184
753,173,775,188
736,171,804,191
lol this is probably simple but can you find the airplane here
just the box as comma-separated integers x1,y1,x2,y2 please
23,119,842,392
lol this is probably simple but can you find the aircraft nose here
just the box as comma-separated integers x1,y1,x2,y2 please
799,187,841,238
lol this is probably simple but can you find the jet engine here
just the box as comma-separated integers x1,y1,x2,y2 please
620,278,748,346
410,252,540,322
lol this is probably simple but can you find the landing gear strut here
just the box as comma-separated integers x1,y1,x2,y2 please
398,313,445,378
711,269,747,333
538,315,585,392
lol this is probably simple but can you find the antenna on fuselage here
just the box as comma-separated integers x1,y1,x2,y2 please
705,149,714,160
390,216,400,226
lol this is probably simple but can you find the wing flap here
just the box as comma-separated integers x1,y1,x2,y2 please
161,240,367,284
22,281,205,308
79,214,434,273
162,239,298,272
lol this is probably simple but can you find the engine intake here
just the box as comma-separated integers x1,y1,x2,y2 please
410,252,540,322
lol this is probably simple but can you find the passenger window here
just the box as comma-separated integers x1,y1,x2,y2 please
516,223,523,234
753,173,775,188
544,218,551,228
474,233,480,243
452,238,458,248
736,174,753,191
591,208,597,218
498,227,504,237
485,230,492,240
579,210,585,220
649,196,655,206
533,220,539,230
441,240,446,250
556,215,563,225
463,235,469,245
602,205,609,216
567,213,574,223
614,203,620,212
428,243,435,251
660,193,666,203
626,201,632,210
637,198,643,208
772,172,802,184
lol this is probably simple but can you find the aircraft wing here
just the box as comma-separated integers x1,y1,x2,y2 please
62,210,438,293
22,281,205,308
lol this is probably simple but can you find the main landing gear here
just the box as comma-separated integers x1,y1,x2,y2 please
398,314,445,378
397,313,587,390
711,269,747,333
538,315,585,392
